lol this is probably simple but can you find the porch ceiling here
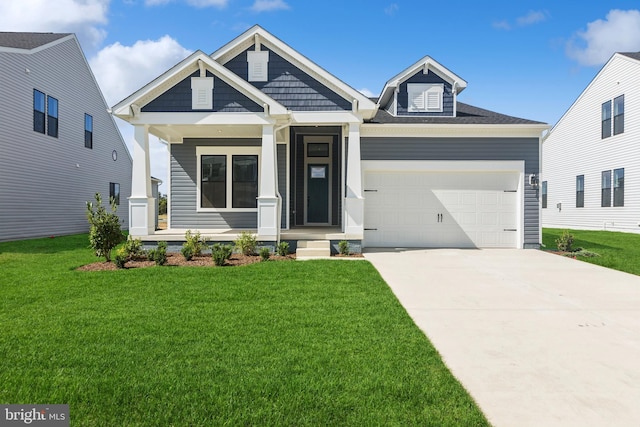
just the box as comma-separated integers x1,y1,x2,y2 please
149,124,264,141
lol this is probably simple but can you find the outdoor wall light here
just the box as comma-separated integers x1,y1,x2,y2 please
529,174,539,189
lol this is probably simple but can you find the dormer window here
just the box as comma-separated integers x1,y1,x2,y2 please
247,50,269,82
407,83,443,112
191,77,214,110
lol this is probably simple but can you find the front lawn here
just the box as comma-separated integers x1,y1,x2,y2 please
543,228,640,276
0,235,488,426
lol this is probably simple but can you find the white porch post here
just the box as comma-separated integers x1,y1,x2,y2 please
129,125,155,237
257,124,279,241
344,122,364,237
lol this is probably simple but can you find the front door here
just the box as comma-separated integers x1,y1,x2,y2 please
307,164,330,223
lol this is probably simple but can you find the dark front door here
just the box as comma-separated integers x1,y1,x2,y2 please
307,164,329,223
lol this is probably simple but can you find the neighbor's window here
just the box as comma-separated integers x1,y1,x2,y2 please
614,95,624,135
576,175,584,208
85,114,93,149
33,89,45,134
613,168,624,207
602,100,612,139
109,182,120,205
232,155,258,208
201,155,227,208
47,96,58,138
542,181,547,209
601,170,611,207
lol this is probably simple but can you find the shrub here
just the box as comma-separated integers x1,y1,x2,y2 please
148,241,168,266
86,193,125,262
123,237,144,260
114,247,128,269
235,231,258,256
259,247,271,262
181,245,194,261
184,230,206,257
338,240,350,256
276,241,290,256
555,230,574,252
212,243,233,266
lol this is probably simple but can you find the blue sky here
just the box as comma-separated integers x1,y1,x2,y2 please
2,0,640,189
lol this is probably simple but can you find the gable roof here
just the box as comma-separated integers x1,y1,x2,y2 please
211,25,377,119
377,56,468,109
368,101,545,125
112,50,288,118
0,32,71,51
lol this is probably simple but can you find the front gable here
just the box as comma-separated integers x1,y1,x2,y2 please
395,70,454,116
224,46,352,111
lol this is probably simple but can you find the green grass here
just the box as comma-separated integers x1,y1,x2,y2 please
0,235,487,426
543,228,640,276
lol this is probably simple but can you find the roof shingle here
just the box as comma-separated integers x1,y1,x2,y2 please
620,52,640,61
0,32,70,50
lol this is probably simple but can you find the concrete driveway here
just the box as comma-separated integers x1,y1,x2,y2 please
364,248,640,427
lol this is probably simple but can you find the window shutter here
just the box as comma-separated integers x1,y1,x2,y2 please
426,90,441,110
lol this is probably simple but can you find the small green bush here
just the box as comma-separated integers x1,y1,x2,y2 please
338,240,350,256
114,247,128,269
182,230,207,260
86,193,125,262
276,241,290,256
148,241,168,266
123,237,144,260
555,230,574,252
235,231,258,256
212,243,233,266
259,247,271,262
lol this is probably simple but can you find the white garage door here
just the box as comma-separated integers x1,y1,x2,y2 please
364,171,519,248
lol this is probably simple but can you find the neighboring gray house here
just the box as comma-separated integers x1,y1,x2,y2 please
0,33,132,241
113,25,547,249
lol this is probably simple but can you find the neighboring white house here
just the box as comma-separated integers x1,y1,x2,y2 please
112,25,547,250
543,52,640,233
0,33,132,241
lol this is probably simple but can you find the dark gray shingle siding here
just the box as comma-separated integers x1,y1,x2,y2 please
224,46,351,111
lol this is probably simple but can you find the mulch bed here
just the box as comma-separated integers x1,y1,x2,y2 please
77,253,296,271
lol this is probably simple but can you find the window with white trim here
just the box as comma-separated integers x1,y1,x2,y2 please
247,51,269,82
197,146,260,211
407,83,443,112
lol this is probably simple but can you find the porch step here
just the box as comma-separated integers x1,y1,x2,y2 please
296,240,331,259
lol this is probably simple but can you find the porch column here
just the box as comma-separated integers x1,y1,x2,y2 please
257,124,279,241
344,122,364,237
129,125,155,237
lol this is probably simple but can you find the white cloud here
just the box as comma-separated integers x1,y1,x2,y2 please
89,35,192,106
358,88,376,98
384,3,399,16
250,0,289,12
90,36,192,191
0,0,109,49
566,9,640,66
493,10,548,31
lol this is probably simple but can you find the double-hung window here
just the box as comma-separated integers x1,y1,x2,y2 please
109,182,120,205
85,114,93,149
601,170,612,207
613,168,624,207
613,95,624,135
47,96,58,137
541,181,547,209
33,90,46,134
602,101,612,139
198,147,260,211
576,175,584,208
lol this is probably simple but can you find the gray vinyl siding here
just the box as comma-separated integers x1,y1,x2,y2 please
396,70,454,116
361,137,540,246
277,144,287,229
142,71,262,113
224,46,351,111
170,139,261,229
0,37,132,242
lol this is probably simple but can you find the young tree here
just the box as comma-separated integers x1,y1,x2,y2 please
86,193,125,262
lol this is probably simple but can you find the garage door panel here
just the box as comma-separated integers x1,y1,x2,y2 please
364,171,519,248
